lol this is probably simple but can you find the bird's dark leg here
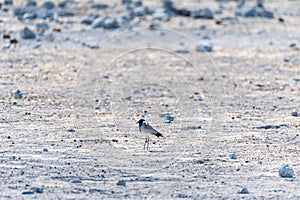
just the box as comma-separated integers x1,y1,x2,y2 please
143,137,147,150
146,136,150,151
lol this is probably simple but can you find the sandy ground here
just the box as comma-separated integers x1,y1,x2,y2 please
1,0,300,199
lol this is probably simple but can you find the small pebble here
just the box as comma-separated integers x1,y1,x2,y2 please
22,190,34,195
238,187,249,194
229,153,237,159
14,90,22,99
117,180,126,187
279,164,294,178
20,27,36,39
31,185,44,193
89,188,104,193
291,111,298,117
165,114,174,123
42,1,55,10
71,179,82,184
196,43,213,52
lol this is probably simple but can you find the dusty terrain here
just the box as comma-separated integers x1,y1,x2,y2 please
1,0,300,199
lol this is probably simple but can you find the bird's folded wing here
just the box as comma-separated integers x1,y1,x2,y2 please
144,124,159,134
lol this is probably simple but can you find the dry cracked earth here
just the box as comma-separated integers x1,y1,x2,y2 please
1,0,300,199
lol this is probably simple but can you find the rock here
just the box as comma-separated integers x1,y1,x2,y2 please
238,187,249,194
257,124,288,129
67,128,75,132
196,43,213,52
4,0,13,5
122,0,131,5
22,190,34,195
14,90,23,99
291,111,298,117
175,47,189,54
284,58,289,63
2,5,9,12
89,188,104,193
42,148,48,152
26,0,37,7
131,6,148,17
81,18,93,25
13,7,26,16
289,43,296,48
42,1,55,10
175,8,191,17
21,27,36,39
58,0,70,8
71,179,82,184
163,0,176,13
94,17,120,29
57,8,75,17
235,3,274,18
36,22,49,31
91,3,109,10
165,114,174,123
152,8,171,21
192,8,213,19
23,12,37,20
34,8,56,20
92,17,105,28
31,185,44,193
117,180,126,187
229,153,237,159
82,42,99,49
279,164,294,178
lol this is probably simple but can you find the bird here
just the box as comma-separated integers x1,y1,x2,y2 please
136,119,163,150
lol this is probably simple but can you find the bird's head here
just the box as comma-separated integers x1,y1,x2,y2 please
136,119,145,125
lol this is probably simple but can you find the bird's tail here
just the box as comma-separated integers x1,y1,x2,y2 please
155,132,163,137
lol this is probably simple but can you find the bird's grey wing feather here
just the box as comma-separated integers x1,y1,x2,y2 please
143,124,159,134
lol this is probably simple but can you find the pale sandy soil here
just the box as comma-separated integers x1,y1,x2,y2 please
1,0,300,199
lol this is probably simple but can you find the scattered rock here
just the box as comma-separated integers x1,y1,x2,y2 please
229,153,237,159
4,0,13,5
81,18,94,25
22,190,34,195
117,180,126,187
91,3,109,10
21,27,36,39
289,43,296,48
279,164,294,178
165,114,174,123
175,47,189,54
235,2,274,18
26,0,37,7
152,8,171,21
36,22,49,31
57,8,75,17
89,188,104,193
291,111,298,117
196,43,213,52
71,179,82,184
192,8,214,19
82,42,99,49
256,124,288,129
14,90,23,99
42,1,55,10
238,187,249,194
31,185,44,193
13,7,26,17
